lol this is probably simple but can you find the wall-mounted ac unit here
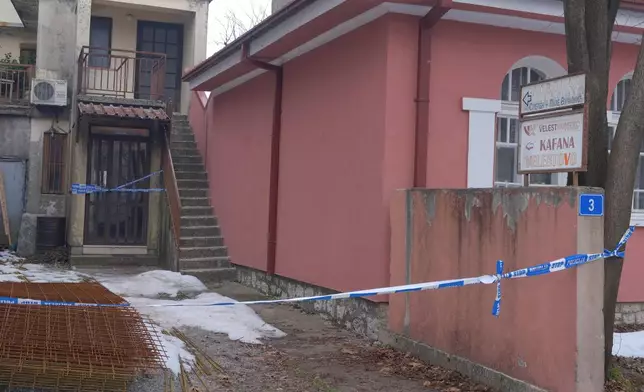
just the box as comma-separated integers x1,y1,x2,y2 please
30,79,67,106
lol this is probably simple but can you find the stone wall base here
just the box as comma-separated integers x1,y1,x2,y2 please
235,265,388,340
615,302,644,325
235,265,546,391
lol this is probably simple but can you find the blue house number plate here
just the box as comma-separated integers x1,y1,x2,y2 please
579,194,604,217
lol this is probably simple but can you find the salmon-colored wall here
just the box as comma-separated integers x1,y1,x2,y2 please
425,21,639,189
188,15,417,293
621,228,644,302
425,20,643,301
389,188,601,391
197,75,275,271
275,15,417,293
188,14,644,303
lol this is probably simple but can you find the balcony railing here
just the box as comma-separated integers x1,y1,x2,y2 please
0,63,34,104
77,46,166,102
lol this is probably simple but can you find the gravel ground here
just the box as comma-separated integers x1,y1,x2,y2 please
161,282,491,392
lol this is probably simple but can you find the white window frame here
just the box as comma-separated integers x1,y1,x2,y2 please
608,110,644,226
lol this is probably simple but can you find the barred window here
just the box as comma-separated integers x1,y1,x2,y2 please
42,132,67,194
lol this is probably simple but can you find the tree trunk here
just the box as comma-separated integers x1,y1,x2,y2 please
561,0,644,379
603,34,644,376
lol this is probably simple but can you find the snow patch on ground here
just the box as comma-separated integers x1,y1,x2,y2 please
613,331,644,358
0,252,87,283
130,293,286,344
0,252,285,371
97,270,207,298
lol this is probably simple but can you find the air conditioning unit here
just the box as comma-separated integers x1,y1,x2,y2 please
30,78,67,106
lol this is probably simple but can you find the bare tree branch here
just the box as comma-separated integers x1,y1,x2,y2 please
210,1,269,49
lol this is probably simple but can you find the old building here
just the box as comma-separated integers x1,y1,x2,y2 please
0,0,232,281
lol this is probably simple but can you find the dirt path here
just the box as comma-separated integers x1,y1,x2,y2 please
177,282,490,392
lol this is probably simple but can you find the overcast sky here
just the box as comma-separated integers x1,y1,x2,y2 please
208,0,272,55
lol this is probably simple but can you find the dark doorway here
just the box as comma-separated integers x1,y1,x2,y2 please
84,131,150,245
136,21,184,108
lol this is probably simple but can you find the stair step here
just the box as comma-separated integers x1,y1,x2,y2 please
175,171,207,180
180,197,211,207
172,148,200,157
179,188,208,198
181,216,217,227
171,140,197,149
172,134,195,142
174,163,205,173
179,246,230,268
181,225,221,237
180,256,231,269
180,236,224,247
173,156,202,165
181,206,212,216
181,268,236,285
180,246,228,259
177,179,209,189
70,255,159,267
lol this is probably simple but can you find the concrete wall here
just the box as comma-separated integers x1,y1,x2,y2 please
0,30,37,60
389,188,604,392
0,117,30,159
189,15,417,294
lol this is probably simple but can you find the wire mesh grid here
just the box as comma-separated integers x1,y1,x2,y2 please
0,282,167,391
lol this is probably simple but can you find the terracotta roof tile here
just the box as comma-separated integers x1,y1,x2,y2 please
78,102,170,121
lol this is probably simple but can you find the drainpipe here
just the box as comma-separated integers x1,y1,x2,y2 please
414,0,452,187
242,43,283,276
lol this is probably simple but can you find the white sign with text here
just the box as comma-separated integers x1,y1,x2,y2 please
518,111,585,173
520,74,586,115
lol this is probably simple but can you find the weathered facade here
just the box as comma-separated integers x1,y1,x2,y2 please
0,0,211,268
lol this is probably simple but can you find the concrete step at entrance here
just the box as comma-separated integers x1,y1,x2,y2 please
181,206,213,216
179,188,208,198
179,246,228,259
173,155,202,165
175,171,207,180
174,163,205,173
177,179,209,189
179,256,231,270
70,254,159,267
180,225,221,237
181,268,237,285
180,197,210,207
181,215,217,227
180,236,224,248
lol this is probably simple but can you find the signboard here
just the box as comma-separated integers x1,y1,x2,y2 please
518,111,586,173
579,194,604,217
520,74,586,116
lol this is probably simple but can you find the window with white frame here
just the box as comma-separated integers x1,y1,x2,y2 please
608,77,644,211
495,66,558,187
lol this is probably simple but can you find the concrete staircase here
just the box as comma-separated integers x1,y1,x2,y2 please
170,114,236,284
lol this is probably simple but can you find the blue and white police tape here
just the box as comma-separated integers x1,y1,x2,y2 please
71,170,165,195
0,227,634,315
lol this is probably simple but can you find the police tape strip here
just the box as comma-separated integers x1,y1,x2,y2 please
0,227,634,316
71,171,165,195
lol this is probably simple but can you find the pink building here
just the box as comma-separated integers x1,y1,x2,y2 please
183,0,644,321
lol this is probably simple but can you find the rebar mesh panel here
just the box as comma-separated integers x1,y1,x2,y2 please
0,282,166,391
